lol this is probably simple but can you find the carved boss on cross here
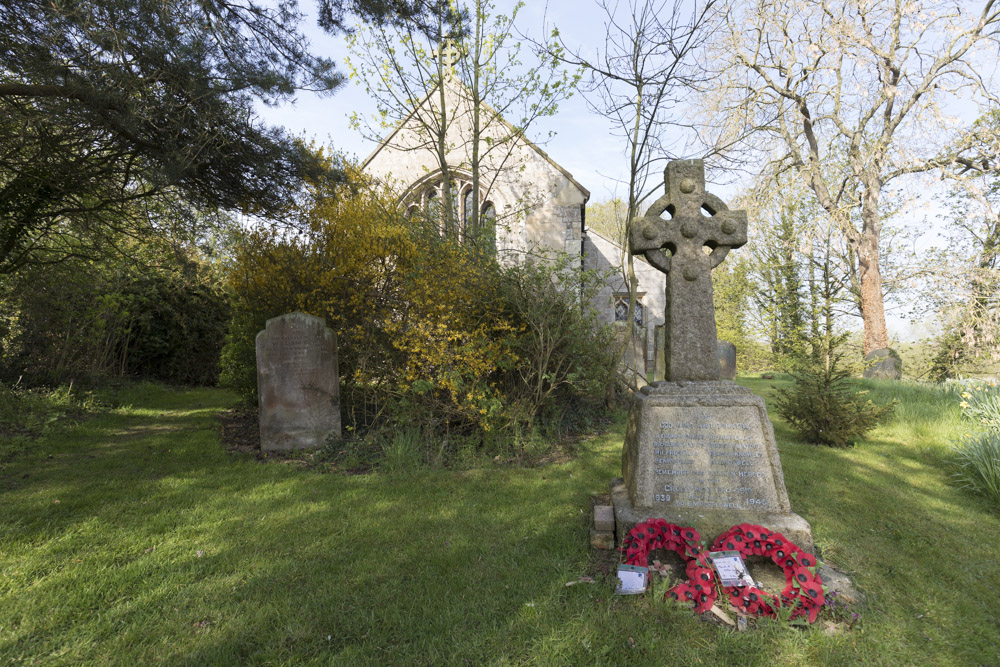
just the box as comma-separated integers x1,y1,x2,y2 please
630,160,747,381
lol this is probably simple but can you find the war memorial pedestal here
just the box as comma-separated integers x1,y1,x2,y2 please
610,380,813,551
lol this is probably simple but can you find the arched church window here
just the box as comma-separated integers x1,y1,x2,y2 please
425,188,439,220
613,294,644,326
407,175,496,254
445,180,460,234
479,202,497,252
482,202,495,223
463,187,474,230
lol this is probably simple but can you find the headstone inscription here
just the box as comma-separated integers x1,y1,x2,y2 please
611,160,814,550
256,312,341,452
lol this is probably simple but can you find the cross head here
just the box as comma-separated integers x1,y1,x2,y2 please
435,38,463,72
630,159,747,381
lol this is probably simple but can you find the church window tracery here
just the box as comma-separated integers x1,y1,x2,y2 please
614,294,644,327
408,174,497,252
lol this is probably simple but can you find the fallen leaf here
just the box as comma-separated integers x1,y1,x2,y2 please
822,620,844,636
710,605,736,627
565,576,596,586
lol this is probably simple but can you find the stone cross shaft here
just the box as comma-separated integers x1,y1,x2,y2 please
630,159,747,381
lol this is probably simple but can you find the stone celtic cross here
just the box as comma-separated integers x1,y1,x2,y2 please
630,159,747,381
435,38,463,76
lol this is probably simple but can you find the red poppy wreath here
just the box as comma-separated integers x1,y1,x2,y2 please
710,523,825,623
621,521,826,623
620,519,718,613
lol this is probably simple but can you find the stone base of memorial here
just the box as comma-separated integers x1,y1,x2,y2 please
611,380,814,552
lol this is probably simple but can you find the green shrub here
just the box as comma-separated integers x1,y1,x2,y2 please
774,340,896,447
490,254,619,442
951,379,1000,505
0,249,228,386
951,432,1000,505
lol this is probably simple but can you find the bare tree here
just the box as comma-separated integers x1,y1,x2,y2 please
545,0,719,383
922,110,1000,376
345,0,576,245
701,0,1000,356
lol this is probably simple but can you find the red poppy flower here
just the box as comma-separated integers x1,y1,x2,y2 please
798,579,825,604
805,604,821,623
792,566,812,586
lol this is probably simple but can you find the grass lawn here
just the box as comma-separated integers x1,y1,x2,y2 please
1,379,998,665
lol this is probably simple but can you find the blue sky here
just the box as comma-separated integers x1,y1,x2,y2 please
254,1,701,204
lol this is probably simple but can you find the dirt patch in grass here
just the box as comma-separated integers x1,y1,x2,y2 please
218,407,261,455
217,407,321,467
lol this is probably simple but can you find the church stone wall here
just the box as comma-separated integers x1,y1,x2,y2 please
583,231,666,371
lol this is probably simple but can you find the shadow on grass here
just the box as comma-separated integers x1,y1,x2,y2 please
3,383,999,664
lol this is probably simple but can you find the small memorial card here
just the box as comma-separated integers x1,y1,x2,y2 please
615,564,648,595
709,550,755,588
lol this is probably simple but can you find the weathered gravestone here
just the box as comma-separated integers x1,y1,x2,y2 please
863,347,902,380
718,340,737,380
256,312,341,452
610,160,814,550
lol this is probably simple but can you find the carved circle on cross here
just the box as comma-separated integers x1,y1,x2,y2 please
629,163,747,280
437,38,462,70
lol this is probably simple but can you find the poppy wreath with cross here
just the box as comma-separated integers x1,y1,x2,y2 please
621,521,825,623
710,523,825,623
620,519,718,613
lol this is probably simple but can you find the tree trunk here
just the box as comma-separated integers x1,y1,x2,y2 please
857,192,890,355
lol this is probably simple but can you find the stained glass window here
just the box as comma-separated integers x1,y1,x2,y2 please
614,295,643,326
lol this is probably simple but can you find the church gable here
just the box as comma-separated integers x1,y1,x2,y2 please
361,80,588,258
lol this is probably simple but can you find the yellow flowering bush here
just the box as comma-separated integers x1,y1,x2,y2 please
220,154,617,461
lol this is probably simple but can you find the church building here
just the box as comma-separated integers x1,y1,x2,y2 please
360,71,666,376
